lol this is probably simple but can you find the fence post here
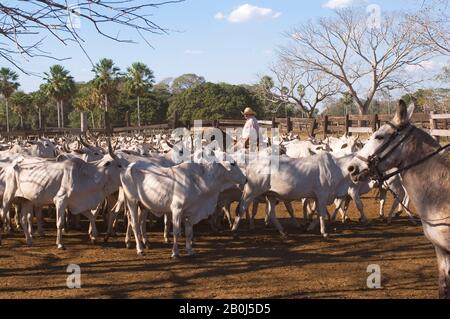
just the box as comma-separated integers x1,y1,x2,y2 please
371,114,378,133
345,114,350,136
323,115,329,138
271,117,277,128
309,118,317,137
80,111,88,133
429,111,440,143
287,116,292,133
173,111,179,129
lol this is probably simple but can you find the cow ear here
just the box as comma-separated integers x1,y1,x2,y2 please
221,161,232,171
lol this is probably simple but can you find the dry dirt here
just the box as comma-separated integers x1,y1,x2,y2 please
0,191,438,299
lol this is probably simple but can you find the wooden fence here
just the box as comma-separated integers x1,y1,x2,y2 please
1,113,449,140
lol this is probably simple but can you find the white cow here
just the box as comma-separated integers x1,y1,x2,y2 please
232,152,370,238
120,158,247,257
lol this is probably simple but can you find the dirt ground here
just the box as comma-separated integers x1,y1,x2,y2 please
0,191,438,299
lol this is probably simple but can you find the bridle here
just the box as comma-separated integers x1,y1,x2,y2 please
354,122,416,183
353,121,450,225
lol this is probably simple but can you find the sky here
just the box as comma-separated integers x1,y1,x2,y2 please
5,0,446,93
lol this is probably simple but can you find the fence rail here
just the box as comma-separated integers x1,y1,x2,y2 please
1,112,449,140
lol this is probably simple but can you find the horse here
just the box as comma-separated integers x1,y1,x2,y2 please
347,99,450,299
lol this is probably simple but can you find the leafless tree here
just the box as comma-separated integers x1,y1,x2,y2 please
280,7,433,114
259,58,341,118
0,0,184,72
410,0,450,55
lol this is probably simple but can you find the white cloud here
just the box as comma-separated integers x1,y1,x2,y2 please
214,12,225,20
215,4,281,23
184,49,204,55
405,60,439,72
323,0,359,9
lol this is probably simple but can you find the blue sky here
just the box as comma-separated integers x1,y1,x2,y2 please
7,0,438,92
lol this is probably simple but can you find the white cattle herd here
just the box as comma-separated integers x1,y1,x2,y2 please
0,100,448,297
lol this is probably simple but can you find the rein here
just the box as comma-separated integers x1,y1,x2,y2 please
358,122,449,183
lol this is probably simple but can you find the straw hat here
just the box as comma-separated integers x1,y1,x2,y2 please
241,107,256,116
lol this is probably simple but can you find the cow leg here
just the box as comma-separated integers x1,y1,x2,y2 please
14,205,21,231
125,211,133,249
330,198,343,222
164,213,171,244
349,189,368,224
223,204,233,229
82,211,98,244
284,201,300,228
267,197,287,238
140,208,150,248
125,200,144,255
435,246,450,299
185,217,194,256
54,194,68,250
301,199,309,226
316,199,329,238
35,206,44,237
378,187,387,219
387,197,400,225
20,201,33,246
171,209,182,258
249,200,259,230
231,192,254,234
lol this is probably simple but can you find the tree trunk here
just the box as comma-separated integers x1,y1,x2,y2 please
56,100,61,128
20,116,23,129
137,95,141,127
38,108,42,129
60,100,64,128
104,94,111,135
5,99,9,132
90,111,95,129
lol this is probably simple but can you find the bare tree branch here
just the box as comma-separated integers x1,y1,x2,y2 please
0,0,184,71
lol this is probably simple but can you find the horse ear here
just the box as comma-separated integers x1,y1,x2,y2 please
407,101,415,121
393,99,408,125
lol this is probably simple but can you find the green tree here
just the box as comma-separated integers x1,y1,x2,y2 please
92,58,120,131
125,62,154,127
30,88,49,129
10,91,31,129
73,83,102,128
168,82,264,122
171,73,205,94
43,65,75,128
0,67,20,132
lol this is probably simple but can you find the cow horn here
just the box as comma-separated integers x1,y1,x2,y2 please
63,142,71,153
79,134,91,148
165,140,174,148
107,138,118,160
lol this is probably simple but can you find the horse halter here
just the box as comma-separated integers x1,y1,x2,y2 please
355,122,416,182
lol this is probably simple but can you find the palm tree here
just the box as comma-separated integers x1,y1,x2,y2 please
43,65,75,128
0,67,20,132
92,58,120,132
10,91,31,129
126,62,154,127
73,84,101,129
31,87,49,129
